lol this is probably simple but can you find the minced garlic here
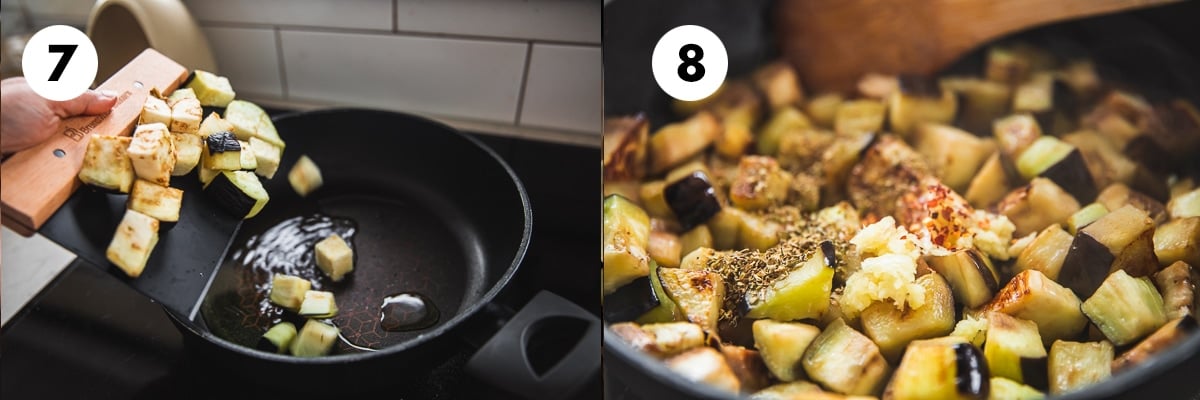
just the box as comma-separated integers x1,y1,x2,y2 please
970,210,1015,261
840,253,926,318
950,314,989,347
850,216,920,260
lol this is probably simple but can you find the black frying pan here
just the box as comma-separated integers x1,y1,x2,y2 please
602,0,1200,398
38,108,598,398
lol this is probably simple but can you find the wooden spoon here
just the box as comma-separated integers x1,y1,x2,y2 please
775,0,1181,93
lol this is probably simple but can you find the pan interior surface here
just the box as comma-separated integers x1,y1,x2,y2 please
197,109,528,358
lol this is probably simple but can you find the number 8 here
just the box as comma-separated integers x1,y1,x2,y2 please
678,44,705,83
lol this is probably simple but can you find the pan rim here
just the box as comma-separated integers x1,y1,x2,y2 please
175,107,533,364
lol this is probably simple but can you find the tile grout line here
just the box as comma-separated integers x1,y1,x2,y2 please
392,0,398,33
196,20,599,47
513,42,534,126
274,26,289,100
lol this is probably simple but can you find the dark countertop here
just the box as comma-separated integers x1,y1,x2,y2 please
0,120,601,400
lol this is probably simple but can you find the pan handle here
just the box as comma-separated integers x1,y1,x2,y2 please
464,291,600,400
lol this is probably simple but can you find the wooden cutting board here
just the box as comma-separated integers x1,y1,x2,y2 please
1,48,189,236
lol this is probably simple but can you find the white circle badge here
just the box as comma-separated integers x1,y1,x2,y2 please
651,25,728,102
21,25,99,101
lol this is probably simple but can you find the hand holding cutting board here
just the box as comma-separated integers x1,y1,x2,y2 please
0,77,118,154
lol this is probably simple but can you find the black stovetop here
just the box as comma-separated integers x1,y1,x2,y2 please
0,119,601,400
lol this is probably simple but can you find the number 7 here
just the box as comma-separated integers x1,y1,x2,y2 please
48,44,78,81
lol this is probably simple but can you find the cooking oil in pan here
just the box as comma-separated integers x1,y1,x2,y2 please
380,292,439,331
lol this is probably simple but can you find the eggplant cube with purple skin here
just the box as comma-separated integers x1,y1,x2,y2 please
315,234,354,282
128,123,177,186
202,131,243,171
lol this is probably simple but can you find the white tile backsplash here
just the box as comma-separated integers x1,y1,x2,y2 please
519,44,600,133
280,30,528,123
202,26,284,99
184,0,391,31
395,0,599,44
15,0,92,26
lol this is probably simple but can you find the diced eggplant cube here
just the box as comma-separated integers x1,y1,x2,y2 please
997,178,1081,237
128,179,182,222
166,87,196,108
887,78,958,138
298,290,338,318
648,111,719,174
743,242,836,322
664,172,721,231
169,97,202,134
862,272,957,363
315,234,354,282
916,124,995,192
648,230,682,268
198,164,219,186
637,261,682,324
238,140,257,170
202,131,242,171
257,322,297,354
1111,317,1197,373
665,347,742,394
1081,269,1167,346
729,156,791,211
1048,340,1112,395
105,209,160,278
291,319,339,357
610,322,705,357
1060,205,1158,298
982,270,1087,346
984,312,1048,389
888,337,990,400
205,170,269,219
1169,188,1200,219
1153,261,1198,320
197,112,235,138
603,195,652,294
289,155,324,197
659,267,724,333
225,100,285,148
1014,224,1074,281
834,99,885,137
603,114,649,181
605,275,659,323
993,114,1043,162
170,133,202,176
752,61,803,111
249,137,282,179
752,319,820,382
269,274,311,310
79,135,135,193
140,95,172,126
128,123,176,186
1154,218,1200,268
186,70,236,107
800,318,890,396
926,248,1000,309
